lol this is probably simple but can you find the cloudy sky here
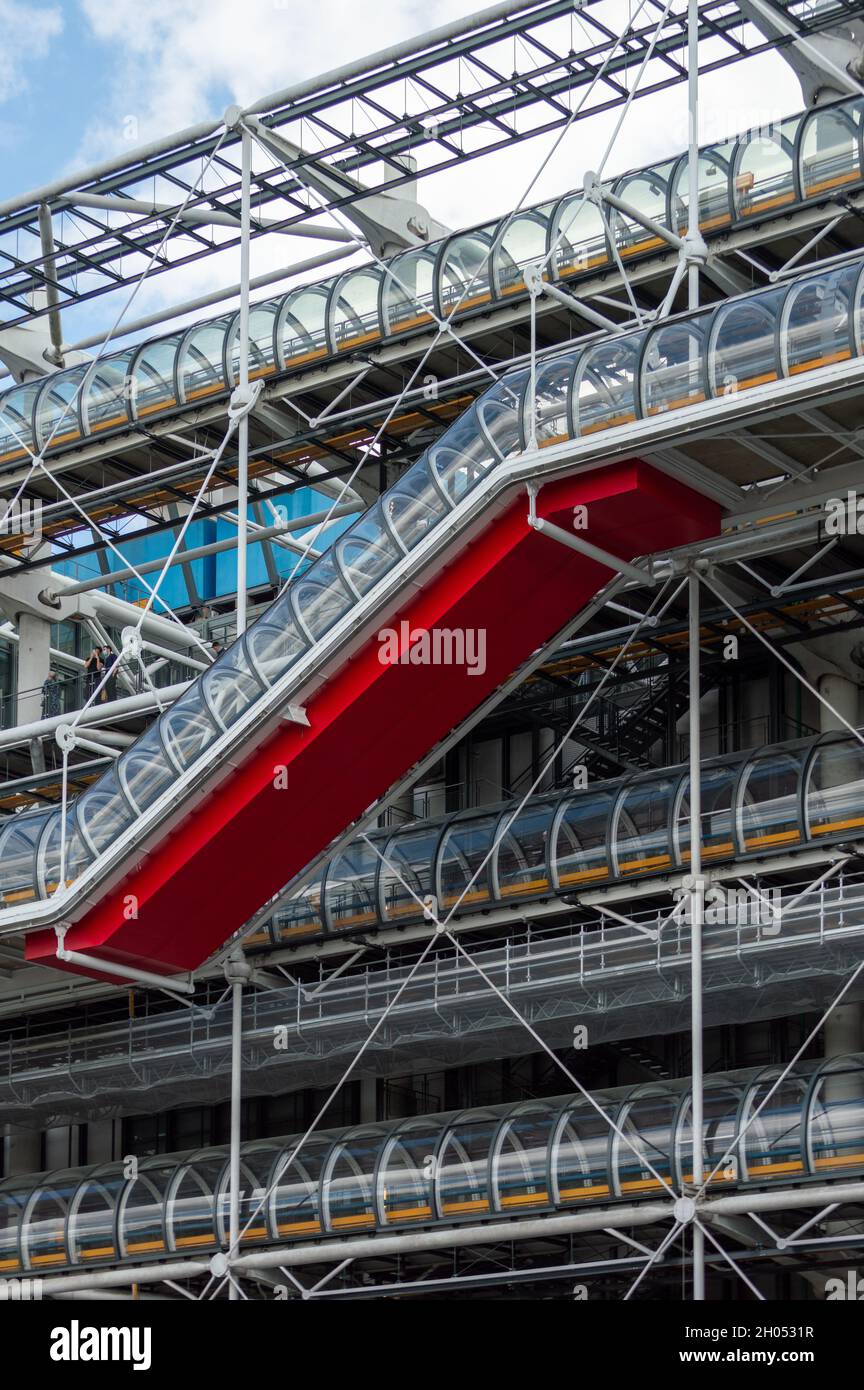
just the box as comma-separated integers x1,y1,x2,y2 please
0,0,805,339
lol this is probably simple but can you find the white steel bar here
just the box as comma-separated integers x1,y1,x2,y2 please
689,568,705,1301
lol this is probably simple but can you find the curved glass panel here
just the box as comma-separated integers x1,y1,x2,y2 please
495,798,555,899
159,688,221,771
435,1112,497,1217
439,229,494,316
0,382,40,463
612,164,673,259
554,1098,614,1202
322,1129,382,1232
709,290,783,396
129,334,180,420
437,813,497,913
34,366,87,449
531,352,577,447
493,207,551,297
799,99,863,199
734,117,802,218
780,267,855,376
382,246,439,335
0,811,49,905
273,874,324,941
675,763,739,866
21,1180,72,1270
379,1121,440,1225
176,315,232,403
806,737,864,840
573,335,642,434
492,1105,555,1211
740,1072,807,1180
76,772,135,857
117,722,179,815
677,1083,745,1186
69,1172,124,1264
334,502,401,595
809,1058,864,1178
292,553,353,641
277,286,330,368
671,144,735,235
0,1188,23,1274
739,750,804,854
324,839,380,932
166,1158,220,1252
270,1140,329,1239
215,1148,276,1245
329,269,383,352
226,301,279,383
641,320,707,416
614,1090,676,1196
613,776,674,877
118,1165,172,1259
380,825,440,922
551,195,609,279
201,640,264,729
245,616,307,687
382,463,450,552
81,354,134,434
553,791,613,888
428,405,493,504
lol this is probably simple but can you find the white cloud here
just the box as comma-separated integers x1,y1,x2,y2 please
0,0,62,103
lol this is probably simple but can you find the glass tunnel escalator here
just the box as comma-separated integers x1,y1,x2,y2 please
1,1056,863,1275
6,243,864,979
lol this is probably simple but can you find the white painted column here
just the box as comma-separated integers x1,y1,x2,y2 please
16,611,51,723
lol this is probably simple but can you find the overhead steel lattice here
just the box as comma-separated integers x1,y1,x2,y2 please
0,0,851,336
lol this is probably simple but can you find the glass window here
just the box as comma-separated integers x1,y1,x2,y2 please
806,738,864,840
37,809,93,897
739,750,804,853
0,1187,24,1274
611,164,674,259
380,825,440,922
492,1105,555,1211
780,267,856,376
492,207,552,297
437,813,497,913
676,1083,745,1186
573,334,642,434
550,195,609,279
613,1089,676,1196
613,777,674,877
34,366,87,449
166,1159,219,1252
81,354,134,435
329,269,383,352
214,1149,275,1245
245,614,307,687
641,320,707,416
428,405,493,504
435,1113,497,1217
553,791,613,888
438,229,494,317
21,1181,71,1269
118,1167,171,1259
159,689,220,771
176,315,232,404
495,798,555,899
226,301,279,383
324,839,380,932
478,371,528,460
0,382,40,463
68,1172,123,1264
799,100,863,199
129,334,180,420
277,286,330,368
382,247,439,335
708,290,783,396
382,463,451,552
670,144,735,236
733,117,802,219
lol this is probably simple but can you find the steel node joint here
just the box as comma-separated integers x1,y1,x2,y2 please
228,378,263,423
